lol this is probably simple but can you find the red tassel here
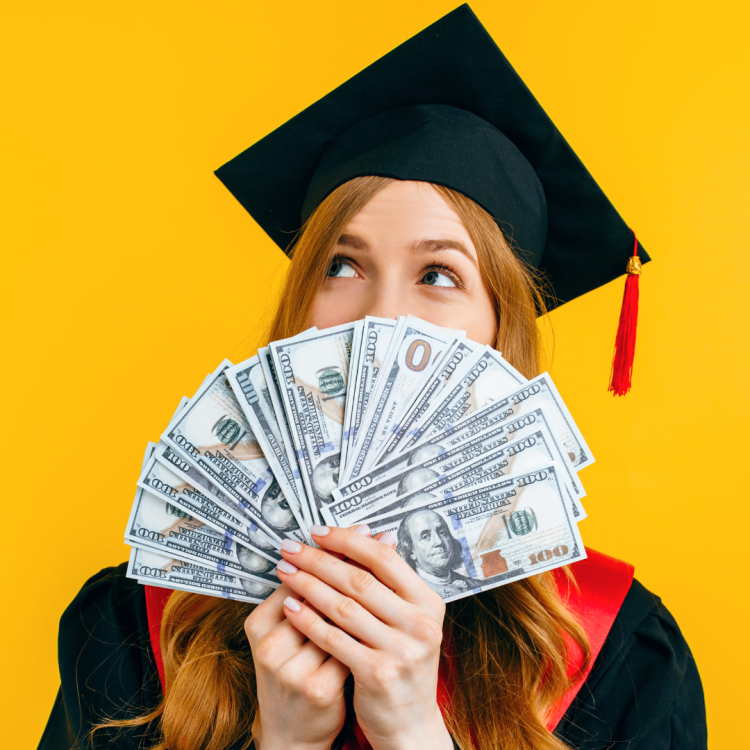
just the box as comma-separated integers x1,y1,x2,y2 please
608,232,641,396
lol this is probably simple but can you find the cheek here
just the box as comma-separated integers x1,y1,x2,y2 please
308,286,361,329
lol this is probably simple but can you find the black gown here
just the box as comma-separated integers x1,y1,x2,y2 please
38,563,707,750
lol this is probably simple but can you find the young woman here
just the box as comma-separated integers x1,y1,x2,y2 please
39,7,707,750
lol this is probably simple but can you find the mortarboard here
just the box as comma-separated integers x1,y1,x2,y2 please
215,4,647,393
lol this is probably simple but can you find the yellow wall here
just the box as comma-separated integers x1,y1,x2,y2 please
3,1,747,746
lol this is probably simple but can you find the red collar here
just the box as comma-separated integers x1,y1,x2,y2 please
145,547,633,739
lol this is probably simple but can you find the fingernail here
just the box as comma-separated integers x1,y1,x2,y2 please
284,596,301,613
354,524,371,536
281,539,302,553
379,531,397,546
310,524,330,537
277,560,298,575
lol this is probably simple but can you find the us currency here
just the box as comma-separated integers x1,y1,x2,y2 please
343,316,465,483
269,322,356,522
127,546,274,603
258,346,305,483
403,374,594,470
126,481,281,587
162,361,306,541
386,345,527,457
226,355,313,534
331,405,587,511
324,423,580,526
372,338,479,466
341,316,400,471
363,464,586,602
144,443,283,555
339,320,365,475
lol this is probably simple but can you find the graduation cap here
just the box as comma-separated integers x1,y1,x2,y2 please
215,4,647,394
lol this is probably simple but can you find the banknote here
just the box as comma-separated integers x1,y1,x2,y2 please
363,464,585,602
335,406,586,505
339,320,365,475
162,362,307,541
342,316,400,468
372,338,479,466
126,481,281,586
324,423,580,526
258,346,306,482
144,444,283,554
227,355,313,534
387,345,527,457
343,316,464,483
125,321,594,606
269,322,356,522
403,374,594,470
127,546,274,603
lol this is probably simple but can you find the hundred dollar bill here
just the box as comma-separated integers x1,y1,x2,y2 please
342,316,400,473
343,316,464,483
404,374,594,470
339,320,365,476
362,464,586,602
269,322,356,522
336,406,586,507
126,480,280,586
373,338,479,466
227,355,313,535
324,423,581,526
127,546,274,603
388,345,527,456
146,443,283,554
162,361,306,540
258,346,306,483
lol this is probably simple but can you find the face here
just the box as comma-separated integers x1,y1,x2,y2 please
261,481,295,531
406,509,454,576
312,455,340,504
310,180,497,344
237,544,275,574
398,467,439,496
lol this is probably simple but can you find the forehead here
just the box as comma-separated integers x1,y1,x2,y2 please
344,181,474,249
408,511,443,534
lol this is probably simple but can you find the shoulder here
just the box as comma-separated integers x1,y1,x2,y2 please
557,575,707,749
39,563,162,750
60,562,146,641
58,562,155,687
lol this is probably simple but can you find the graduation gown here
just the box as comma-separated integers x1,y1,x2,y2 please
37,549,707,750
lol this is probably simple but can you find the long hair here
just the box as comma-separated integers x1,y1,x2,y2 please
101,176,589,750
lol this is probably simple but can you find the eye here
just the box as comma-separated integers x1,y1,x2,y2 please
419,268,458,288
327,258,358,278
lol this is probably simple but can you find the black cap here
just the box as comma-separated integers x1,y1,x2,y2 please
215,4,649,310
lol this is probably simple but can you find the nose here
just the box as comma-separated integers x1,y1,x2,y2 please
358,283,408,321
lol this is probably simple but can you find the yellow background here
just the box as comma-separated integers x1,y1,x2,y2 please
2,1,748,746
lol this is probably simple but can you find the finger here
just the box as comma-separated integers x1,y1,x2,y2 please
278,563,393,648
279,638,339,677
310,525,443,614
282,596,374,672
316,655,351,688
278,540,412,628
244,583,295,646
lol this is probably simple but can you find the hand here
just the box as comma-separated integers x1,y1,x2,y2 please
244,582,350,750
276,525,453,750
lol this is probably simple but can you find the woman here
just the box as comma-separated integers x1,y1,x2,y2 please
39,7,706,750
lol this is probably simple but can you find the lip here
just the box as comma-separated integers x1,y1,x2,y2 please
428,550,450,561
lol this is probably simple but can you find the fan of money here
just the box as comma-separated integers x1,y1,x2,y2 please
126,315,593,603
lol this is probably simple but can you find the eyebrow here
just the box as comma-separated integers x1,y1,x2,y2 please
337,234,477,266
